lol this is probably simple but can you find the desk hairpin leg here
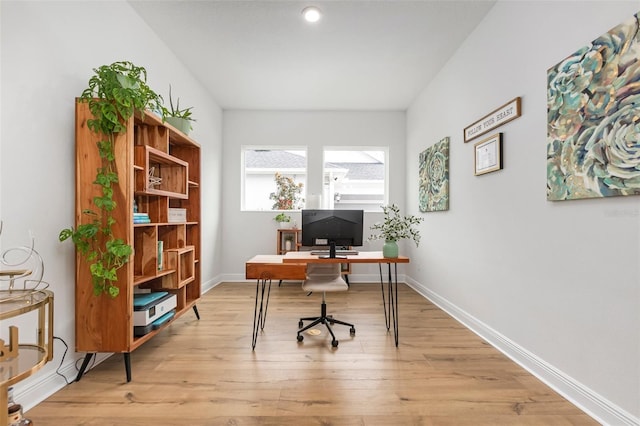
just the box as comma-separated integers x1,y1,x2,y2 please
378,263,390,330
378,263,399,347
252,274,273,350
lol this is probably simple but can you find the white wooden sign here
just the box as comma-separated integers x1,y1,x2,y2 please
464,97,521,142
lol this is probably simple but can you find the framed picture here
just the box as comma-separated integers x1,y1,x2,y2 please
474,133,503,176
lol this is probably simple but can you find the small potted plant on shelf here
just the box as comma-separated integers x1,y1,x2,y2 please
163,85,195,135
283,234,295,251
59,61,164,298
274,212,292,229
368,204,423,258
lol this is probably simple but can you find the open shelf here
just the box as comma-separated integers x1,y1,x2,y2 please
134,145,189,199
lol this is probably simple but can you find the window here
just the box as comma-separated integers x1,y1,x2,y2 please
241,147,387,212
322,148,387,211
242,147,307,211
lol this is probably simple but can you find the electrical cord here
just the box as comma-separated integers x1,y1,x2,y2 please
53,336,73,384
54,336,100,385
54,335,99,385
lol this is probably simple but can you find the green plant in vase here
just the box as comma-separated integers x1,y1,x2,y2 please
59,61,164,297
368,204,423,258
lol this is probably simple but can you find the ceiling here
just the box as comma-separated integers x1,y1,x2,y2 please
129,0,496,111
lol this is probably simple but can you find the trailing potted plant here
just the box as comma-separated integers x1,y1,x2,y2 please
274,212,292,228
368,204,423,258
269,172,304,210
59,61,165,297
163,85,195,135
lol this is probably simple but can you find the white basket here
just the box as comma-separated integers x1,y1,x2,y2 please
168,208,187,223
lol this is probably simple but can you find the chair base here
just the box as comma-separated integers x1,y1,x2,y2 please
297,300,355,347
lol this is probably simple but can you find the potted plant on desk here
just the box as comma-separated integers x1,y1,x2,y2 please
368,204,423,258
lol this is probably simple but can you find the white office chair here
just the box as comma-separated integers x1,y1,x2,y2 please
297,263,355,348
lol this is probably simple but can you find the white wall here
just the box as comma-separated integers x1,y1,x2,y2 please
0,0,223,407
221,110,406,280
405,1,639,424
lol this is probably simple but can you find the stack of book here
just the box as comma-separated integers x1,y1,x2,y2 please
134,212,151,224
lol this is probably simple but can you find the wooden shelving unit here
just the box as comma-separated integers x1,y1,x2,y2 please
74,100,201,381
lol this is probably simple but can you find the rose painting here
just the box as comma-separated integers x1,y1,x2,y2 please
547,12,640,201
419,137,449,212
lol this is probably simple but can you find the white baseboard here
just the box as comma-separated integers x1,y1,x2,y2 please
404,276,639,426
202,274,223,293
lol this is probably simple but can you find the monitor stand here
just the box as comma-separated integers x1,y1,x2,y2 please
319,241,346,259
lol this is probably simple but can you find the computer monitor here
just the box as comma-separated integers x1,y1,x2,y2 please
301,209,364,248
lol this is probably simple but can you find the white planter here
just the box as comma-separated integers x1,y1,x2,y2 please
165,116,192,135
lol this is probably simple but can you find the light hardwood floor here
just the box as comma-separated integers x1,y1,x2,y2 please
27,282,598,425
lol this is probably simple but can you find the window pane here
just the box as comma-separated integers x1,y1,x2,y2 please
323,149,387,211
242,148,307,211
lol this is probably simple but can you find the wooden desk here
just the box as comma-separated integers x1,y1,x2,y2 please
245,252,409,349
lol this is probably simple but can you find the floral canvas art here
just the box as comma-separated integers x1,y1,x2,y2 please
419,137,449,212
547,12,640,201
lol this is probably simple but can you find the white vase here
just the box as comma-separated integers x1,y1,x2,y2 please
285,240,292,251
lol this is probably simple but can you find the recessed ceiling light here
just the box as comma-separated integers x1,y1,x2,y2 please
302,6,322,23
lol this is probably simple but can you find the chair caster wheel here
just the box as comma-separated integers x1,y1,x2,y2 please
350,327,356,336
331,340,339,348
297,335,304,342
298,321,303,328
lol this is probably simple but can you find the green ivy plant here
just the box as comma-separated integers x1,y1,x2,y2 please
59,61,164,297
